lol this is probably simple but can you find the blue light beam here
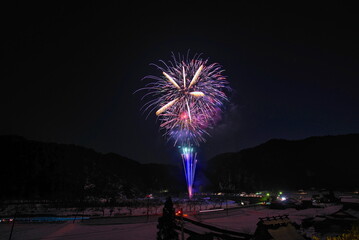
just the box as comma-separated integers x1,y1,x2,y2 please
181,146,197,199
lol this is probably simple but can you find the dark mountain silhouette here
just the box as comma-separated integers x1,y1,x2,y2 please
205,134,359,192
1,134,358,200
0,135,185,200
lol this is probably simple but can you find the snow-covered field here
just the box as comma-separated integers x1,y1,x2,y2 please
0,221,158,240
0,200,239,218
0,203,345,240
196,204,342,235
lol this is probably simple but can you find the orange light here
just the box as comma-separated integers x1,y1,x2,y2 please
176,210,183,216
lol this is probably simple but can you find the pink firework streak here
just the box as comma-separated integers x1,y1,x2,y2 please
136,52,230,198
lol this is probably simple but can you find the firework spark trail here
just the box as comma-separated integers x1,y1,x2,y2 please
137,52,230,198
181,147,197,199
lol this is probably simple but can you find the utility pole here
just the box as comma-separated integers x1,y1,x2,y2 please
146,197,150,222
226,195,228,216
73,208,78,224
8,208,17,240
180,208,184,240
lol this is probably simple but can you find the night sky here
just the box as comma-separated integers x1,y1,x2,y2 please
2,2,358,165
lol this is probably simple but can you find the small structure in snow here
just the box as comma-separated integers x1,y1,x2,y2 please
253,215,305,240
305,208,359,235
340,195,359,210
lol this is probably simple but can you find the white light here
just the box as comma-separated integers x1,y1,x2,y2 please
199,208,224,213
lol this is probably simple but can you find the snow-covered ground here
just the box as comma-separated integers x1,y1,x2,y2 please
0,221,157,240
0,204,345,239
0,200,239,218
196,204,343,235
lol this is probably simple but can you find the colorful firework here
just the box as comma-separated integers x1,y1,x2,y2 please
137,52,230,198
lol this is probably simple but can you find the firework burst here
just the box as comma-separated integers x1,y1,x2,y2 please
137,52,230,198
138,52,230,146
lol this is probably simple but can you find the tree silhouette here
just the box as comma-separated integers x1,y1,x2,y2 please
157,196,179,240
